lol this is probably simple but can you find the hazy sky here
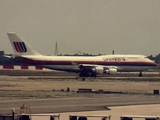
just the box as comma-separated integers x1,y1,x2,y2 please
0,0,160,56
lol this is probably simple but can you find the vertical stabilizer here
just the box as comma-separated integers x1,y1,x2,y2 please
7,32,41,55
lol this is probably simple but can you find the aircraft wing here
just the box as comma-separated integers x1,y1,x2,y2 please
3,55,12,58
71,61,118,69
78,64,118,69
79,64,118,75
71,61,118,74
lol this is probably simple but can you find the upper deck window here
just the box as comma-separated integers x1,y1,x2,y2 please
128,57,138,59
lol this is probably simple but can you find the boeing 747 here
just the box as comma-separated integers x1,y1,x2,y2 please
7,32,157,77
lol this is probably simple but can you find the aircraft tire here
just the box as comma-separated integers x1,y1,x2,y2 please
91,72,97,77
139,72,142,77
79,72,89,77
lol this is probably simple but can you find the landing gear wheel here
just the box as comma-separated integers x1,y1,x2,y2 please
139,72,142,77
79,72,89,77
91,72,97,77
82,78,86,81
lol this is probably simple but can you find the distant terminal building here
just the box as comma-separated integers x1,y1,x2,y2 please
0,51,5,65
0,51,45,71
0,51,4,56
0,51,29,65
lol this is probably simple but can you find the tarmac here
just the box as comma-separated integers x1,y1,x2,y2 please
14,104,160,120
1,70,160,120
59,104,160,120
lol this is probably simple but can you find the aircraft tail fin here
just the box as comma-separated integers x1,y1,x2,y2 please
7,32,41,55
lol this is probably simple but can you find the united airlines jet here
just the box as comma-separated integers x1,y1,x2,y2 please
7,32,157,77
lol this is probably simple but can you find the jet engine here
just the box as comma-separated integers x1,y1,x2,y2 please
105,68,117,74
92,66,104,74
79,66,117,78
92,66,117,74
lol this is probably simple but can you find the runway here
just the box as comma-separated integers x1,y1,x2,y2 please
1,94,160,114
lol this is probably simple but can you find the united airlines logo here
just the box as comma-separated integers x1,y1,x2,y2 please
13,42,27,53
103,58,126,61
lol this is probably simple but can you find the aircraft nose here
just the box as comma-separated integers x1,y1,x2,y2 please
152,61,157,66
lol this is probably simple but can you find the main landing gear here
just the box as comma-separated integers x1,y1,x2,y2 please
79,71,97,78
139,71,142,77
79,71,97,81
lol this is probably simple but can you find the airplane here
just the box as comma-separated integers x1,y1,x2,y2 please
6,32,157,78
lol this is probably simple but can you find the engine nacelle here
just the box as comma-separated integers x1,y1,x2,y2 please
105,68,117,74
92,67,117,74
93,66,104,74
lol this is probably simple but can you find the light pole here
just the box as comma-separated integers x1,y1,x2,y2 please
12,108,15,120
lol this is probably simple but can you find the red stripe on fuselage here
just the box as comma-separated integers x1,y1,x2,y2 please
14,57,157,67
